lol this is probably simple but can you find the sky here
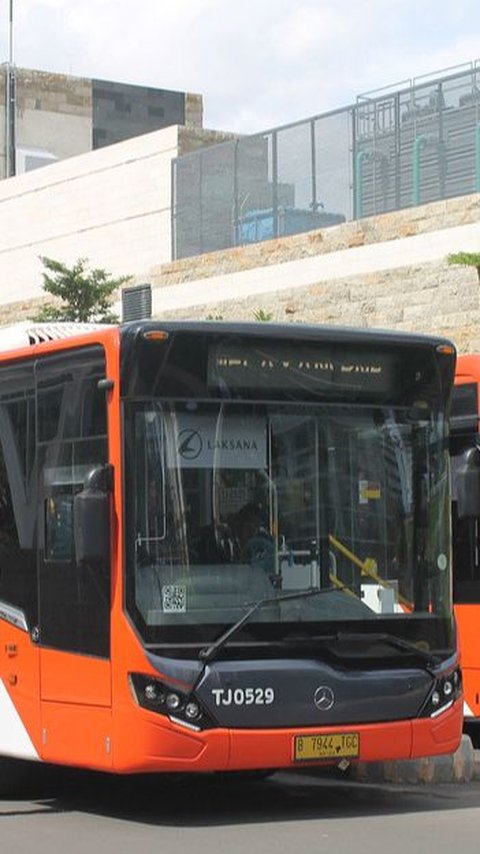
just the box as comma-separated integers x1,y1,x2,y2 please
1,0,480,134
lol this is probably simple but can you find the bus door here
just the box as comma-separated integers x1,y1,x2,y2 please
452,477,480,725
451,374,480,728
0,360,41,760
35,348,113,768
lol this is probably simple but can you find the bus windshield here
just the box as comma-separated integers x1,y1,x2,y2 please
125,398,451,651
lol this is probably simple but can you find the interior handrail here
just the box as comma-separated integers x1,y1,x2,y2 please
328,533,413,610
328,572,357,598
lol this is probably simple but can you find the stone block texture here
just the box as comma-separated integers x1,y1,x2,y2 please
148,193,480,354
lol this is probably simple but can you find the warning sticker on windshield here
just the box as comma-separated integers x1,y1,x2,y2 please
358,479,381,504
162,585,187,613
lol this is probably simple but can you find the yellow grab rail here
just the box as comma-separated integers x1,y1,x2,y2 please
328,572,357,598
328,534,412,611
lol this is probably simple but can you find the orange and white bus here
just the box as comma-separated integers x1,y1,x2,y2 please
0,320,462,786
451,353,480,744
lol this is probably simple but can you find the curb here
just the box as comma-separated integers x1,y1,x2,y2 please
347,735,479,785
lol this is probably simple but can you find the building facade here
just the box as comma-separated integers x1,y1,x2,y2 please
1,66,203,179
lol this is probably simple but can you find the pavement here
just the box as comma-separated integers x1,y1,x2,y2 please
346,735,480,784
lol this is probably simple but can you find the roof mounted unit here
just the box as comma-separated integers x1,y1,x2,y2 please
122,284,152,322
0,322,110,353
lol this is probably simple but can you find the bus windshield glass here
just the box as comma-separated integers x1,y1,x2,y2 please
125,397,451,652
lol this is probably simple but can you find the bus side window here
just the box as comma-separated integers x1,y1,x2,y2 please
0,362,37,630
36,347,110,658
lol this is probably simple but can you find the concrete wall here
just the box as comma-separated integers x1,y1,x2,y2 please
0,67,204,179
0,125,182,312
15,70,93,160
1,68,94,178
185,93,203,127
0,124,234,323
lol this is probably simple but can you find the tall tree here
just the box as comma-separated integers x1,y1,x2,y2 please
31,256,131,323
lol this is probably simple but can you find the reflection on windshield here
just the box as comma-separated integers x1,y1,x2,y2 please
128,402,450,637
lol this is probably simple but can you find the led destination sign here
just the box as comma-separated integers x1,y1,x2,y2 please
208,342,395,395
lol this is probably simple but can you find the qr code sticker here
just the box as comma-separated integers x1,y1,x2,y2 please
162,584,187,613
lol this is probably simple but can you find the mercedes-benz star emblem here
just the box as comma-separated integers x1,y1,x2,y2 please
314,685,335,711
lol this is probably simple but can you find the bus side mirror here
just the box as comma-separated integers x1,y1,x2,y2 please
74,465,112,565
455,447,480,518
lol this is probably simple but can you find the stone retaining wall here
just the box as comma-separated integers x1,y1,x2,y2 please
147,193,480,354
152,260,480,353
1,189,479,353
152,194,480,286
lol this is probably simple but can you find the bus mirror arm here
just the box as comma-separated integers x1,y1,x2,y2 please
73,465,112,566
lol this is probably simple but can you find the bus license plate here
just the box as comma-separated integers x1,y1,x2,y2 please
294,732,360,762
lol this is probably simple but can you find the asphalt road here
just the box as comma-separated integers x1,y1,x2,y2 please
1,765,479,854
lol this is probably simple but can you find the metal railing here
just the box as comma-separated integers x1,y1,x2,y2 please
172,61,480,260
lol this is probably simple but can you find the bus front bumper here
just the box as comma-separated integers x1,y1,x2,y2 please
112,696,463,774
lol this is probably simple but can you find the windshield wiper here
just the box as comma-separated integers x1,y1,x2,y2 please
198,586,342,664
332,631,441,673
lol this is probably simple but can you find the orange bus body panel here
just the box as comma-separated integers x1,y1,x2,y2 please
109,698,462,774
455,605,480,669
455,354,480,383
228,702,462,772
455,605,480,718
454,353,480,723
40,702,113,770
40,649,111,706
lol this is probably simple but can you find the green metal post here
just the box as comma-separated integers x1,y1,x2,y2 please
412,135,428,206
354,150,370,219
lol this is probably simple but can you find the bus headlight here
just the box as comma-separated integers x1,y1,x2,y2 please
420,666,462,718
145,682,165,703
128,673,214,730
185,701,201,720
443,680,453,697
166,692,182,712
